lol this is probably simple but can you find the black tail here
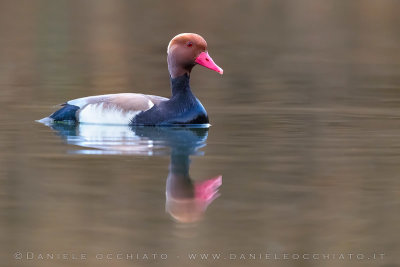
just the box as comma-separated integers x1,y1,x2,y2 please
50,104,80,122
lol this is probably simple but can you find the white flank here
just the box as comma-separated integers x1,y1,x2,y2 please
148,99,154,109
78,103,140,125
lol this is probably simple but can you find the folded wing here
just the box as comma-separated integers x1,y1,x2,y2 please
67,93,168,124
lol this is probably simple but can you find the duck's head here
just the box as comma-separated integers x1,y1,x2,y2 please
167,33,223,78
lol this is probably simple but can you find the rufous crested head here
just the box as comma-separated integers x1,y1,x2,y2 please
167,33,207,55
167,33,223,78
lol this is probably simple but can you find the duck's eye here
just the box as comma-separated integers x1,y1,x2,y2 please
186,41,193,47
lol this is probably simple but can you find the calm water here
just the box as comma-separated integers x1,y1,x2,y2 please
1,0,400,266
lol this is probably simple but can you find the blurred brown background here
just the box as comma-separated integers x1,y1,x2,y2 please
0,0,400,266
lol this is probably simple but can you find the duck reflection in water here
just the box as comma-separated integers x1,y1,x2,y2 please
43,123,222,223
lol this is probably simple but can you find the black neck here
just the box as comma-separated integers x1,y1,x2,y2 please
170,73,191,97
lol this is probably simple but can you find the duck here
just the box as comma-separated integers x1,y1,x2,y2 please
39,33,223,126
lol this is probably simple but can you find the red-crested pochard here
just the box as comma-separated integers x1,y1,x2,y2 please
40,33,223,126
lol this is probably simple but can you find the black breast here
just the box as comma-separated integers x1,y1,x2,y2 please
131,74,209,126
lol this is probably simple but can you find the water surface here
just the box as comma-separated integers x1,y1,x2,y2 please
0,0,400,266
